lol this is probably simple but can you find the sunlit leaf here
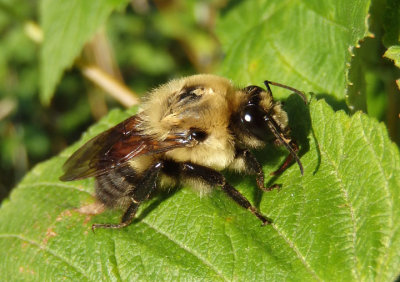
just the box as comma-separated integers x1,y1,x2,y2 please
384,45,400,69
216,0,370,106
1,95,400,280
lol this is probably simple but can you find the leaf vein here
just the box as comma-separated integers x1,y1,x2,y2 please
299,1,350,32
18,182,92,195
141,220,228,281
358,116,393,273
0,233,92,280
111,239,123,281
269,42,326,93
318,141,360,280
271,223,321,281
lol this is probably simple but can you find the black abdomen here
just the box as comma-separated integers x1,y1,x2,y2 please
95,165,137,208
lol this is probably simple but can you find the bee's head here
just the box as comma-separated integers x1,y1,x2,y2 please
231,81,306,175
233,84,288,146
239,85,288,143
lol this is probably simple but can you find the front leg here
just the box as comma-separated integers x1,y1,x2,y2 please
234,149,279,192
179,161,271,225
271,141,300,176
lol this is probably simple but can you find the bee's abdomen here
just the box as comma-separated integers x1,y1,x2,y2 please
95,165,137,207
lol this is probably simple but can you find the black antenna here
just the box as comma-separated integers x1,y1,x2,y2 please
264,80,308,104
264,117,304,175
262,79,306,175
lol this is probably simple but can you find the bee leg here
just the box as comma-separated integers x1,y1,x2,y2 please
92,162,163,230
235,149,279,192
271,141,299,176
181,162,272,225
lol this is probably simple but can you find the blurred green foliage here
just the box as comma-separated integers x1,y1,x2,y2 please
0,0,399,203
0,0,223,200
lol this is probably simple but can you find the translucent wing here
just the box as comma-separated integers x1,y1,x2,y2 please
60,115,193,181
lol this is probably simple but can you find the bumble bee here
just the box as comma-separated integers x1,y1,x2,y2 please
60,74,307,229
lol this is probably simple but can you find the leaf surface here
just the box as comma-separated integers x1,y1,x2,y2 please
216,0,370,105
1,97,400,280
384,45,400,69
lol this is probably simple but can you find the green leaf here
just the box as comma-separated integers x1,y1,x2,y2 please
346,44,367,112
216,0,371,105
39,0,130,105
384,45,400,69
1,97,400,280
382,0,400,48
384,46,400,89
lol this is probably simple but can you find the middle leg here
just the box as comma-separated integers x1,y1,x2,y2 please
170,161,272,225
234,148,279,192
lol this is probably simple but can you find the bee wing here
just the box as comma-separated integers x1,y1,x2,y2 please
60,115,192,181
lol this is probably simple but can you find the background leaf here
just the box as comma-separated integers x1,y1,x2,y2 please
382,0,400,48
216,0,370,107
39,0,130,104
384,45,400,68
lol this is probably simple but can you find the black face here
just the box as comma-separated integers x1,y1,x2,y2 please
240,104,273,141
239,86,274,142
238,81,305,176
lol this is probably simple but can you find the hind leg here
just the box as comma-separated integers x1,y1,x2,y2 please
92,162,163,230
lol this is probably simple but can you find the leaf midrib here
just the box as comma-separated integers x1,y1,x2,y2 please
357,115,394,277
315,105,360,280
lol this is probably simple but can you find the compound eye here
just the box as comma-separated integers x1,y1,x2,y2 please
240,104,272,141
